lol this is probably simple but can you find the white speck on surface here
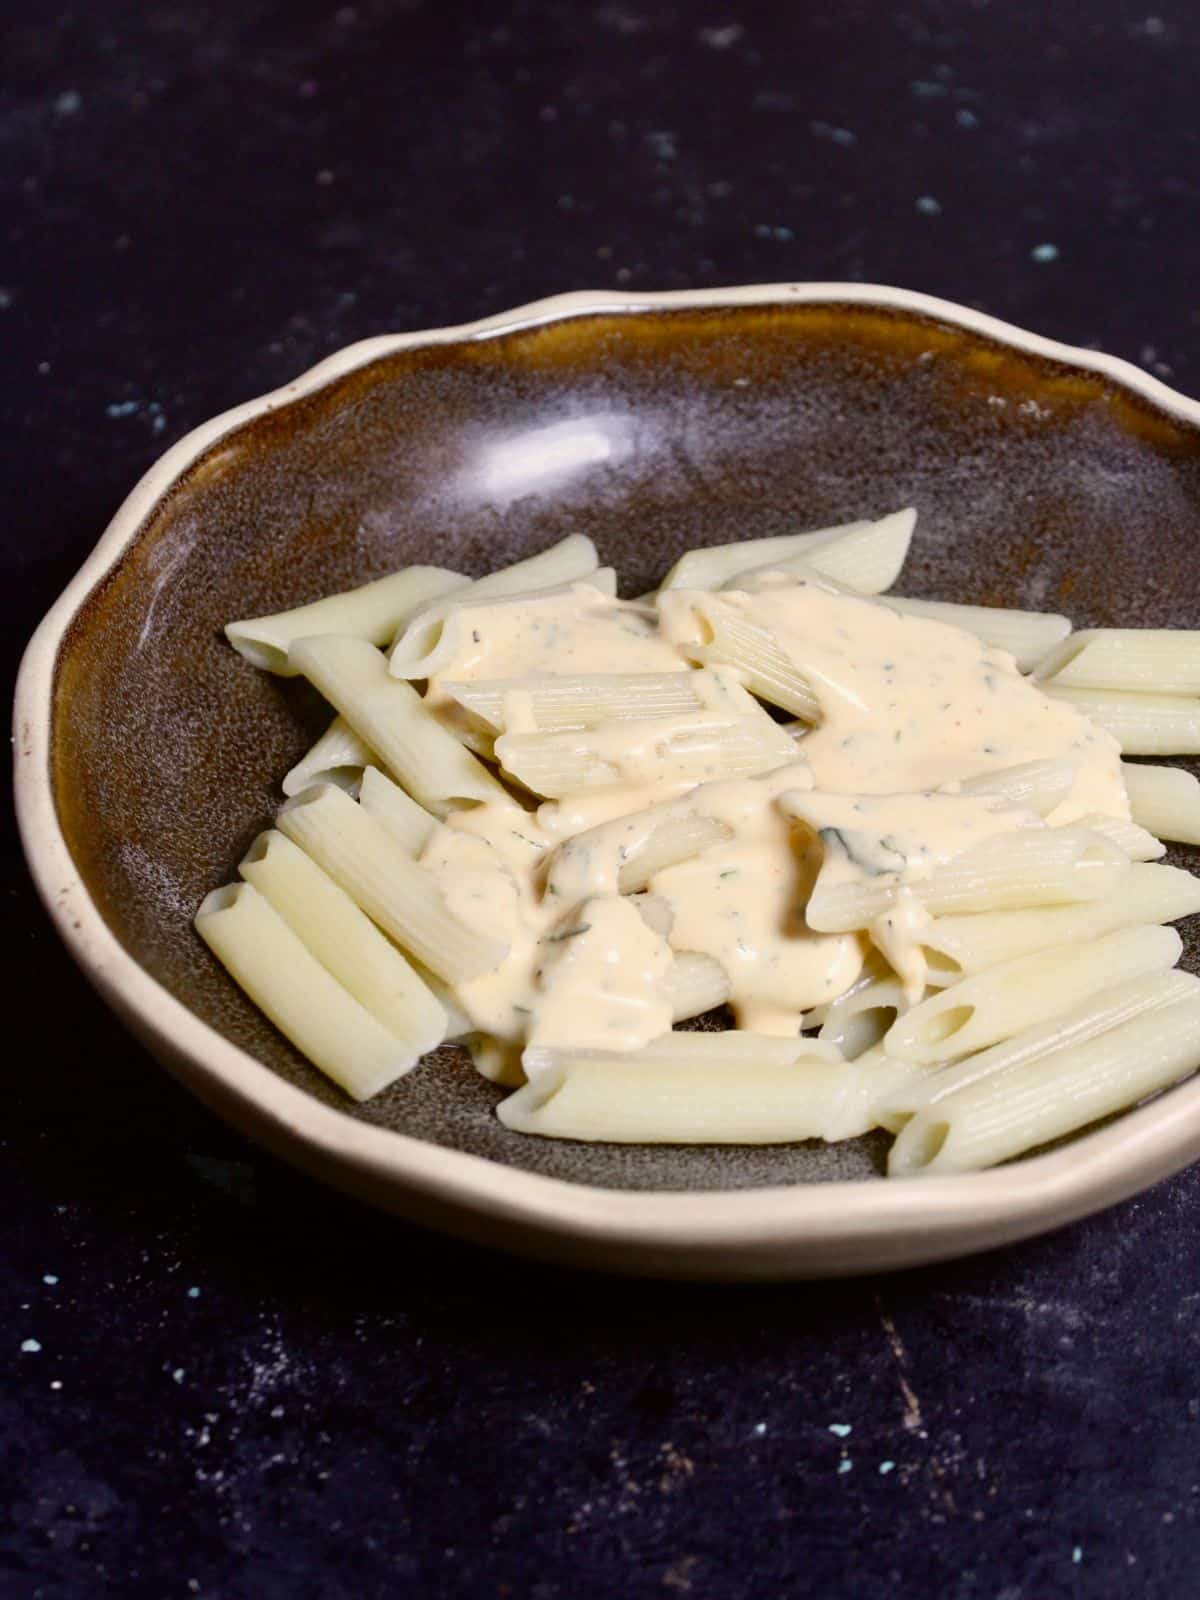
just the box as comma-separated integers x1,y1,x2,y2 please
753,1422,767,1435
1073,1547,1083,1564
106,400,139,418
50,1380,62,1390
1031,242,1060,262
916,195,942,215
316,169,334,186
879,1460,896,1475
38,360,50,374
810,121,857,147
698,23,744,48
837,1458,853,1474
911,80,947,99
173,1368,185,1383
43,1274,58,1286
646,130,678,161
0,288,11,309
187,1286,201,1299
956,107,979,128
21,1339,41,1353
828,1423,852,1438
54,89,82,115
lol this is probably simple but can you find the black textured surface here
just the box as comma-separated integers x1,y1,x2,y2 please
6,1,1200,1594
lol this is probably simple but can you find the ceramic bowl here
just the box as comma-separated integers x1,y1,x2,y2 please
15,284,1200,1279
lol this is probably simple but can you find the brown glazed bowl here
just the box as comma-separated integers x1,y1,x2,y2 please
15,285,1200,1279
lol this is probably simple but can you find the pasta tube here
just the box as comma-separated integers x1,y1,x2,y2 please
226,565,466,675
886,968,1198,1119
277,784,508,983
802,826,1130,932
442,673,700,734
282,715,377,798
1122,762,1200,846
664,953,733,1021
239,829,446,1050
358,766,437,855
883,923,1181,1064
1044,686,1200,755
918,863,1200,982
878,597,1070,672
1034,628,1200,694
664,508,915,593
955,759,1076,816
504,1041,849,1142
288,635,509,814
388,535,600,675
888,977,1200,1175
195,882,416,1100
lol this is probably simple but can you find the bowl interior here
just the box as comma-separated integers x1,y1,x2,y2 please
51,299,1200,1190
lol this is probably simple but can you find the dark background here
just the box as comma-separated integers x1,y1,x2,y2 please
5,2,1200,1595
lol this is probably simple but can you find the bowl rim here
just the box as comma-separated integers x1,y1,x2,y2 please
16,280,1200,1272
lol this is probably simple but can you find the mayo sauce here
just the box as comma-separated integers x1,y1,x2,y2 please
413,573,1129,1061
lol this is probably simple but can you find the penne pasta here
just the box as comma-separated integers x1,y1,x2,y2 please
195,881,416,1101
876,597,1071,673
888,977,1200,1176
818,974,917,1060
496,695,797,798
442,673,700,734
238,829,446,1051
206,522,1200,1169
821,1044,932,1139
288,634,510,814
802,826,1130,932
504,1043,849,1142
955,759,1076,817
1121,762,1200,846
663,952,733,1020
882,923,1181,1065
226,565,466,675
617,815,732,894
885,968,1198,1120
1034,628,1200,694
663,508,915,593
918,863,1200,982
677,601,823,720
388,535,601,675
1070,812,1165,862
358,765,437,855
282,715,377,798
466,1036,526,1088
411,962,475,1041
1043,685,1200,755
277,783,509,983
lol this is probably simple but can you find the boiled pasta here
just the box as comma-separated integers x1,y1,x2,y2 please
200,519,1200,1172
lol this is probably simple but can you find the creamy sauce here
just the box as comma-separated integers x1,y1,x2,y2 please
426,584,685,707
649,779,864,1034
658,580,1128,821
414,572,1131,1063
783,788,1044,1000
